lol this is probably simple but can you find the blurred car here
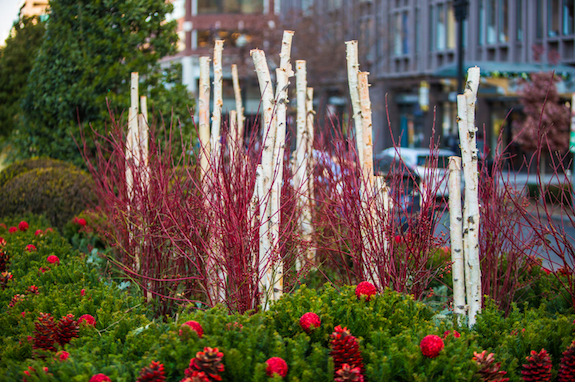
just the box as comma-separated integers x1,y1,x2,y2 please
375,147,458,198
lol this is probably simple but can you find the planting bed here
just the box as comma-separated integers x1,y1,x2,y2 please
0,217,574,382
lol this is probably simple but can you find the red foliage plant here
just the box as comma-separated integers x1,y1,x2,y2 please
81,106,305,315
313,121,448,298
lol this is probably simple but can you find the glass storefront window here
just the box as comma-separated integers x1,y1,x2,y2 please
564,0,575,35
447,3,456,49
548,0,560,37
517,0,523,41
197,30,253,48
436,3,446,50
197,0,264,14
486,0,496,44
498,0,508,42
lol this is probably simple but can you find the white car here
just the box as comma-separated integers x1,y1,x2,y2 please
375,147,458,197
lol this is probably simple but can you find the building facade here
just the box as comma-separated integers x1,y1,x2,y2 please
18,0,49,18
164,0,282,122
281,0,575,155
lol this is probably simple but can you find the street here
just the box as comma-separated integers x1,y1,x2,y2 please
435,211,575,269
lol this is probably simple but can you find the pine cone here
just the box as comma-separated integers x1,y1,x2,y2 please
335,364,364,382
0,250,9,272
473,351,510,382
559,341,575,382
330,326,364,375
33,313,57,353
137,361,166,382
55,314,79,347
184,347,225,382
522,349,552,382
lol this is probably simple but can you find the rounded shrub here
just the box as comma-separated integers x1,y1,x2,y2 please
0,157,74,188
0,167,96,230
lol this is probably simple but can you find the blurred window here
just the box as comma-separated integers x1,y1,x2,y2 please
197,0,264,14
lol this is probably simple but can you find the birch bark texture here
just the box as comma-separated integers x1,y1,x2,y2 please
346,41,364,166
198,56,211,182
211,40,224,156
126,72,139,201
448,156,466,317
250,49,275,309
358,71,374,187
231,64,245,143
457,66,482,327
295,60,315,269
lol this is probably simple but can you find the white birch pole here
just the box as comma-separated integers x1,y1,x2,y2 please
126,72,139,271
199,56,211,182
139,95,149,189
457,66,481,327
306,87,314,201
211,40,224,157
358,71,377,284
265,67,289,304
251,49,276,308
346,41,364,164
229,110,237,148
358,72,374,187
448,156,466,318
295,60,314,269
231,64,245,144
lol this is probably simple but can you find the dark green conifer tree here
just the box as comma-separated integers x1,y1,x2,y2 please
14,0,194,165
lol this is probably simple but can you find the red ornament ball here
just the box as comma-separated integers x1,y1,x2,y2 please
47,255,60,264
78,314,96,326
56,351,70,361
355,281,377,301
89,374,111,382
266,357,288,378
420,335,445,358
18,221,29,232
299,312,321,333
179,320,203,339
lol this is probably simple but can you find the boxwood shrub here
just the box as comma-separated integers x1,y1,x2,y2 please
0,167,96,230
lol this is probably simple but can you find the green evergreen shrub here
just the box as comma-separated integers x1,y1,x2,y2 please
0,167,96,230
0,157,74,188
0,214,574,381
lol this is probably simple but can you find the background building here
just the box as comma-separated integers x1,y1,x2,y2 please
18,0,49,19
280,0,575,158
164,0,281,125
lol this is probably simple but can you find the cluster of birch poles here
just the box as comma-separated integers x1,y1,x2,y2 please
448,67,482,326
124,31,483,324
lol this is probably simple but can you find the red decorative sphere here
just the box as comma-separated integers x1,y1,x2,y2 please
57,351,70,361
420,335,445,358
266,357,288,378
299,312,321,333
355,281,377,301
47,255,60,264
179,320,203,339
18,221,29,232
89,374,111,382
78,314,96,327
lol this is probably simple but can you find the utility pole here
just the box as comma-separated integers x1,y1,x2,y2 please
453,0,469,93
